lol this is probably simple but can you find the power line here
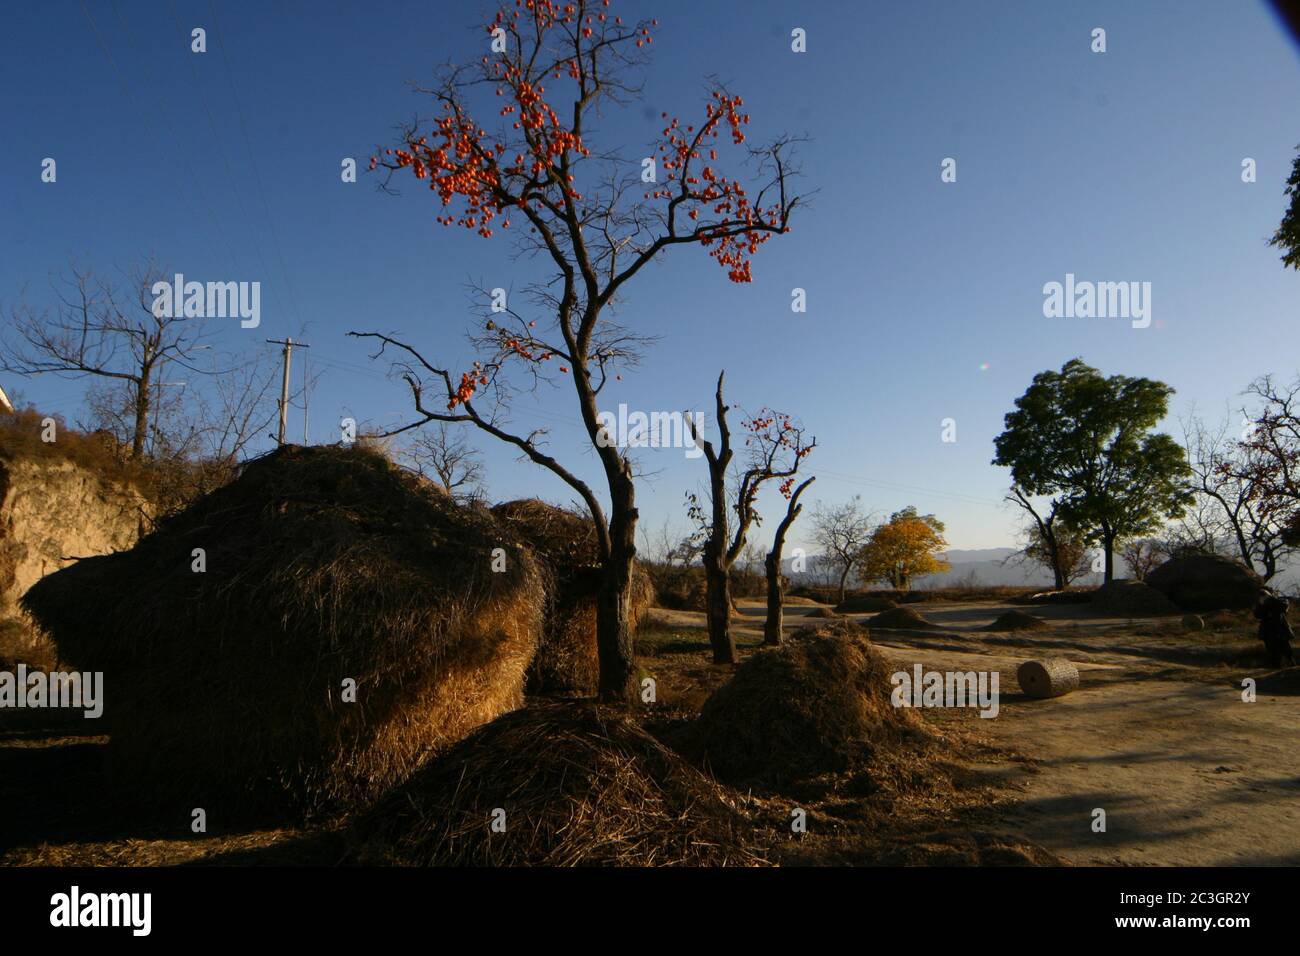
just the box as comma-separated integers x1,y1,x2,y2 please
815,467,1004,508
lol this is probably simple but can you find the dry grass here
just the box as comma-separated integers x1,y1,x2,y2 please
834,594,898,614
0,615,58,671
1091,580,1179,615
688,623,935,787
21,444,544,822
982,610,1049,632
349,701,772,866
867,606,940,630
0,408,150,492
491,498,653,696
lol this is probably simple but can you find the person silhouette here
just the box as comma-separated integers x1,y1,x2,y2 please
1254,589,1296,668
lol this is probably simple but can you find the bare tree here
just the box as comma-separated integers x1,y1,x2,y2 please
1120,538,1168,581
1185,409,1296,580
684,373,813,663
1,261,215,459
1005,486,1088,590
811,496,874,603
1008,517,1093,588
184,350,285,498
350,3,802,701
400,421,486,498
764,475,814,645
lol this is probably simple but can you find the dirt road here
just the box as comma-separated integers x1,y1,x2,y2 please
655,598,1300,865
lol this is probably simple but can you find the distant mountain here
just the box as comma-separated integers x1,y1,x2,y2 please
913,549,1090,588
782,546,1297,593
783,547,1101,590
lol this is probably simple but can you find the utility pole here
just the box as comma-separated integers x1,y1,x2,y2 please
302,352,310,444
266,337,310,445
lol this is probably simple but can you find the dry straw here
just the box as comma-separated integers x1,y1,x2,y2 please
982,610,1049,632
23,445,543,822
692,623,932,785
867,605,940,630
491,498,653,696
1016,658,1080,698
350,700,772,866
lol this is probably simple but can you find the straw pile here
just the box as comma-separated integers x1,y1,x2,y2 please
22,445,544,821
349,701,771,866
834,594,898,614
867,606,940,630
1091,580,1178,615
692,627,928,785
983,610,1049,632
1146,554,1262,611
491,499,653,696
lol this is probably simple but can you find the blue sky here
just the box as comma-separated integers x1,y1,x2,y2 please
3,1,1298,553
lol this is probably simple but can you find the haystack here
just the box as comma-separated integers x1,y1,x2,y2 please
834,594,898,614
1091,579,1178,615
693,630,926,785
491,499,653,696
1013,590,1090,606
867,606,940,630
685,579,741,616
789,618,871,642
983,610,1049,632
22,445,544,821
349,701,769,866
1146,554,1262,611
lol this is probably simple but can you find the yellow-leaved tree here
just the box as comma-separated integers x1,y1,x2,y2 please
858,507,951,591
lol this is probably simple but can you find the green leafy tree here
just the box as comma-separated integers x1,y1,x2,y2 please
992,359,1192,582
1269,145,1300,270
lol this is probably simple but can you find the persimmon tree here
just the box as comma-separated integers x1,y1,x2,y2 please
349,0,802,702
857,507,951,591
684,372,813,663
764,474,815,645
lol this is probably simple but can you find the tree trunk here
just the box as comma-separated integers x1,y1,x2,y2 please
1102,531,1116,583
763,477,811,647
1044,527,1066,590
595,491,640,703
1262,549,1277,582
705,553,736,664
763,551,782,646
130,374,151,460
837,564,850,604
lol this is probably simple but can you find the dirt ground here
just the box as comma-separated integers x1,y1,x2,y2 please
2,595,1296,866
653,598,1299,866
